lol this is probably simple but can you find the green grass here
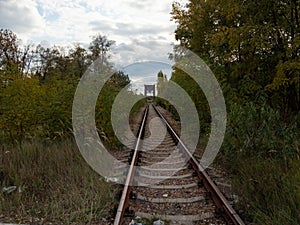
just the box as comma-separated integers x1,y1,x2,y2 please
231,157,300,225
0,138,119,224
221,103,300,224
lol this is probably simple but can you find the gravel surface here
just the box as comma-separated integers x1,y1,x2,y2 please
112,103,238,225
122,104,228,225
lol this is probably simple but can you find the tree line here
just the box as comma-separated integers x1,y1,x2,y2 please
171,0,299,114
0,29,130,146
163,1,300,224
167,0,300,155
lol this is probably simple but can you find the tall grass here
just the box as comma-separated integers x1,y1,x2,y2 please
0,138,119,224
232,158,300,225
222,102,300,224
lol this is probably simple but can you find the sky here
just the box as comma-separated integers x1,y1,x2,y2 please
0,0,187,93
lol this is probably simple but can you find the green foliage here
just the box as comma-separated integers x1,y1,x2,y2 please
171,0,300,114
1,77,44,142
0,30,134,223
156,70,168,96
0,29,132,148
223,102,299,160
130,98,147,121
88,33,115,61
0,76,76,144
169,68,211,133
268,60,300,112
220,102,300,224
170,2,300,224
232,158,300,225
95,71,131,148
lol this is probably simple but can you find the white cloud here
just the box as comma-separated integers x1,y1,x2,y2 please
0,0,178,45
0,0,44,39
111,40,174,68
27,0,177,44
0,0,179,90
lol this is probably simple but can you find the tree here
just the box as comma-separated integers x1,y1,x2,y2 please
0,29,18,69
157,70,167,95
0,29,34,78
170,2,300,224
69,44,89,78
171,0,300,114
88,34,115,62
107,71,130,88
0,31,133,147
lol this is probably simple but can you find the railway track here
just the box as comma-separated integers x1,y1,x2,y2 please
114,104,244,225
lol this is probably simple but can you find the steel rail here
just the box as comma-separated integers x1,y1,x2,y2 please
114,105,149,225
152,104,245,225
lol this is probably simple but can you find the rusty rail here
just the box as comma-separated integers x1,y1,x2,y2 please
114,103,244,225
153,104,245,225
114,105,149,225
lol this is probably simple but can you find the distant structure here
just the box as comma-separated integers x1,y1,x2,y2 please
144,84,155,98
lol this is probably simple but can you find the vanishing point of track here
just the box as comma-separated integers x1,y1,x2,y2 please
114,103,245,225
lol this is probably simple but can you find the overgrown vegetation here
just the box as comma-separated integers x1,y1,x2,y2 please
1,139,117,224
0,29,131,147
1,0,299,223
223,103,300,224
0,29,136,223
169,0,300,224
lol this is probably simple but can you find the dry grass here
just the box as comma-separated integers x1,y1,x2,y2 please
231,157,300,225
0,138,120,224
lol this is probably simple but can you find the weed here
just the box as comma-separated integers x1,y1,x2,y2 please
0,138,119,224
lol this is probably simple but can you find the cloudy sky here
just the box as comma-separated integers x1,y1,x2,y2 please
0,0,186,93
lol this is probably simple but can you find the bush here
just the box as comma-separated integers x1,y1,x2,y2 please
232,158,300,225
223,102,299,160
221,101,300,224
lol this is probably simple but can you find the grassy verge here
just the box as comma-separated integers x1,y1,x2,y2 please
0,138,119,224
221,103,300,224
129,98,147,121
231,157,300,224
